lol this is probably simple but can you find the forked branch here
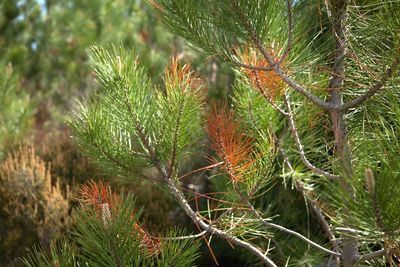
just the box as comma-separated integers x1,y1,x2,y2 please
136,125,278,265
278,146,340,266
164,178,278,267
231,2,334,110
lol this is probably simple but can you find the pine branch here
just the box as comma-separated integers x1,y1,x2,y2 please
263,220,340,257
276,142,340,266
327,0,348,95
168,96,184,177
162,57,204,176
250,64,288,116
229,173,340,258
164,178,278,267
207,103,255,184
91,136,161,183
230,171,342,259
116,81,277,265
283,93,339,180
342,48,400,110
123,94,161,167
231,2,334,110
326,1,360,265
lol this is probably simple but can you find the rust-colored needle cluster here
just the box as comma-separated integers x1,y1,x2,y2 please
80,180,161,256
207,103,254,184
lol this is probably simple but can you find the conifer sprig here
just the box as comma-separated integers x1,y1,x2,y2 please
207,102,255,184
69,46,204,182
24,181,201,267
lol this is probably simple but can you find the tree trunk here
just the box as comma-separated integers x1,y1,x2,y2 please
328,1,359,265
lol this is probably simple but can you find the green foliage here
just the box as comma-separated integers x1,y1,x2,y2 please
23,242,78,267
74,194,162,266
69,45,204,180
152,0,288,62
23,191,200,267
152,0,400,265
232,73,282,134
329,91,400,238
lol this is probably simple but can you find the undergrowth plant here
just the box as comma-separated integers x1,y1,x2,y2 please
26,1,400,266
0,146,71,265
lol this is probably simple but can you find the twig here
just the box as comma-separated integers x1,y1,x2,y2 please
165,178,278,267
334,227,372,236
135,116,278,265
276,0,293,65
229,178,340,258
283,93,340,180
246,203,341,257
168,98,185,177
342,49,400,111
277,143,340,266
231,2,334,110
252,66,289,116
156,230,207,240
232,59,275,71
357,249,385,262
126,104,278,266
177,161,223,180
326,1,360,265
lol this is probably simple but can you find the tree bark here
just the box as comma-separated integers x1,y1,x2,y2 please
327,0,358,265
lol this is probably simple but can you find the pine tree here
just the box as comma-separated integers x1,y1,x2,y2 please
28,1,400,266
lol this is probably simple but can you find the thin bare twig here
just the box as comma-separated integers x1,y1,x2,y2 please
165,178,278,267
276,0,293,65
156,230,207,240
357,249,385,262
177,161,224,180
283,93,340,180
342,49,400,110
230,179,340,258
277,143,340,266
245,202,341,257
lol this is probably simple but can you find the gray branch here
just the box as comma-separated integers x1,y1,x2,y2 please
246,203,341,257
283,93,340,180
165,178,278,267
231,2,334,110
342,49,400,110
357,249,386,262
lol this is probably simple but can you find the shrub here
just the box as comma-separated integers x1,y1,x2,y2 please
0,146,71,266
